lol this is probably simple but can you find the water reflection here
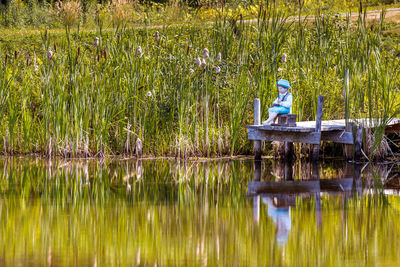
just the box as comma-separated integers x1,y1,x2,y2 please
0,158,399,266
249,160,397,246
262,196,292,245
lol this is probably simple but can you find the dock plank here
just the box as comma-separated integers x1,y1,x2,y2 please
248,128,321,144
296,118,400,131
247,118,400,133
246,125,314,132
296,120,345,131
321,131,354,144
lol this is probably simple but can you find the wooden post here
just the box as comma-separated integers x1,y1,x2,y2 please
284,160,293,181
253,158,261,225
343,68,354,161
354,163,362,197
312,161,319,180
276,142,285,159
254,160,261,181
253,159,261,225
312,162,322,227
344,69,350,122
315,190,322,227
284,141,294,161
354,123,363,162
253,195,260,225
344,122,354,160
312,96,324,161
254,99,262,160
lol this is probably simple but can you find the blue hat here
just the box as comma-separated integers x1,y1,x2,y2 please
276,79,291,89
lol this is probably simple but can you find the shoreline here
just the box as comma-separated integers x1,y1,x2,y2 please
0,154,399,163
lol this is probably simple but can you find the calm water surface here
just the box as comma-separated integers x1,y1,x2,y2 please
0,158,400,266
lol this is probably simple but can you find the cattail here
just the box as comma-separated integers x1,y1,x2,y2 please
154,31,160,42
14,50,17,59
203,48,209,59
189,68,194,75
146,91,152,97
282,53,287,63
47,49,53,61
4,55,7,66
196,57,201,67
103,49,107,60
136,46,143,57
217,52,222,62
76,47,81,63
75,47,81,63
186,42,192,55
201,58,206,68
94,37,99,47
54,43,57,53
216,66,221,74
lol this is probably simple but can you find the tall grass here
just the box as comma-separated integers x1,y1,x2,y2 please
0,3,399,157
0,0,396,29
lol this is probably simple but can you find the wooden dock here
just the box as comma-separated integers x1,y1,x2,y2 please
247,96,400,161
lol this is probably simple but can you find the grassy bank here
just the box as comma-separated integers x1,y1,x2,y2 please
0,0,399,30
0,2,400,158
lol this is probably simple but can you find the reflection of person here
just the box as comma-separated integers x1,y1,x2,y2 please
262,79,293,125
263,197,291,245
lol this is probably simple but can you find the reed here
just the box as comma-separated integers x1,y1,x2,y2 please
0,3,399,157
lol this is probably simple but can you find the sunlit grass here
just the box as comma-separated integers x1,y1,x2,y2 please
0,3,399,157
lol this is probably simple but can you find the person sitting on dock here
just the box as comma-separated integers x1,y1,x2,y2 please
262,79,293,125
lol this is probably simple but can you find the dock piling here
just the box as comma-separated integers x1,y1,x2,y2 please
312,96,324,161
284,142,294,161
355,123,363,161
344,122,355,160
254,99,262,160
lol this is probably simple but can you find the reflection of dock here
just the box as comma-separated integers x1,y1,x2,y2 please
250,161,363,231
250,159,400,246
248,178,354,196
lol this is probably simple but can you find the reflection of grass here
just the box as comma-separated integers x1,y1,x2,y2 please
0,159,400,265
292,193,398,265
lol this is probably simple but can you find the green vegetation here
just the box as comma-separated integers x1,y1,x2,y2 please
0,0,399,29
0,1,400,157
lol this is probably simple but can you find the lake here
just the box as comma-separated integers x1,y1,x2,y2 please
0,157,399,266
